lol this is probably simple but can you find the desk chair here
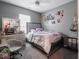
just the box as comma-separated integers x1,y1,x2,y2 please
7,39,25,59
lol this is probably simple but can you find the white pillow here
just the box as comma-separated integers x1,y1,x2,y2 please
35,28,43,32
30,29,36,33
26,32,33,41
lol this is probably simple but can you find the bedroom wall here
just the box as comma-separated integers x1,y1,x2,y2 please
0,1,41,23
41,0,77,37
0,17,2,31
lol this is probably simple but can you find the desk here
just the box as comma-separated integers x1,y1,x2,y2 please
0,42,22,59
0,43,22,52
9,47,21,52
0,33,25,58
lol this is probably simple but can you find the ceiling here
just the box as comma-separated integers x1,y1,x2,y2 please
0,0,74,13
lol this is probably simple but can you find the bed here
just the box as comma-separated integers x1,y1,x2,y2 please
26,22,63,59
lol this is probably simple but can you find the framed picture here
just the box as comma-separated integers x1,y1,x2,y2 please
51,20,55,24
2,17,20,34
47,14,55,20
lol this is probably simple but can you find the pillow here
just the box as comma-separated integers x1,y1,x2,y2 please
53,32,60,36
35,28,43,32
30,29,36,33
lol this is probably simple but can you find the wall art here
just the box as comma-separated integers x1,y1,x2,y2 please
51,20,55,24
47,14,55,20
70,16,78,32
42,15,47,21
56,10,64,23
42,10,64,24
2,17,20,35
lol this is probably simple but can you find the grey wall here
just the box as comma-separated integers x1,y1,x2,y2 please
0,2,41,23
41,0,77,37
0,17,2,31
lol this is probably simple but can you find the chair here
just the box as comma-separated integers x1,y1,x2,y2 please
6,33,26,59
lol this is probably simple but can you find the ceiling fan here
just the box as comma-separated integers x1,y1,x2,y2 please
35,0,40,5
34,0,51,6
26,0,51,6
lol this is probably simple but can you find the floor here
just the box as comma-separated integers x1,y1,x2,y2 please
15,43,78,59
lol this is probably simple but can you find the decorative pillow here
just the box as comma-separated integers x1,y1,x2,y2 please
53,32,60,36
35,28,43,32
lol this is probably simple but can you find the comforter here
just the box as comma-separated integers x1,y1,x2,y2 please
27,31,61,54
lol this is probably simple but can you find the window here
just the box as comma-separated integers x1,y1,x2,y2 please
19,14,31,34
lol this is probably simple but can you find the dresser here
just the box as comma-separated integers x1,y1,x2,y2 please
0,33,26,46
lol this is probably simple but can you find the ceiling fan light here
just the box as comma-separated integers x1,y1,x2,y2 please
35,0,40,5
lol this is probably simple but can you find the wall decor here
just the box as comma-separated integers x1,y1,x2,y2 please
70,9,78,32
56,10,64,23
42,15,47,21
42,10,64,23
47,15,49,20
56,10,64,17
70,16,78,32
57,19,60,23
2,17,20,35
52,20,55,24
47,14,55,20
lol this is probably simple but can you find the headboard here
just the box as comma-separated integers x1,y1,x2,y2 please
27,22,42,33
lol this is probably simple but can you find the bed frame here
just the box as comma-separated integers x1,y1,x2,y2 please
27,22,42,33
26,22,63,59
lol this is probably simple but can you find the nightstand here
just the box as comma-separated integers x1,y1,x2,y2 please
63,36,78,51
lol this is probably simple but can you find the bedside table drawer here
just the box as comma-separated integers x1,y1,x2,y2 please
64,37,78,51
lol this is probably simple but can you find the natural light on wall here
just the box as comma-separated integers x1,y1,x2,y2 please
19,14,31,35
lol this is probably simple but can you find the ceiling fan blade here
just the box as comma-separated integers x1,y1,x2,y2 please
38,0,51,3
